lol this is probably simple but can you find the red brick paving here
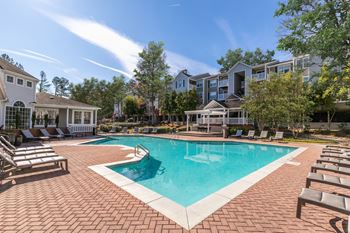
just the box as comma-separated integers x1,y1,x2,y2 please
0,137,349,232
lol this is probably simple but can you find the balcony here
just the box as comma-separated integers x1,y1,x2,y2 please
218,93,228,100
218,79,228,87
252,72,266,81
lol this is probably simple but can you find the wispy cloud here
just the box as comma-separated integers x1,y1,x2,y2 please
215,18,238,48
24,49,62,64
63,67,85,82
84,58,132,79
168,3,181,7
40,11,217,76
0,48,59,64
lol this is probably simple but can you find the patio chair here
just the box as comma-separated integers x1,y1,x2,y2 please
21,129,50,141
0,136,53,156
326,145,350,150
306,172,350,189
40,129,64,139
142,128,150,134
296,188,350,233
231,130,243,138
122,127,128,134
320,153,350,161
151,128,158,134
56,128,74,138
0,135,52,152
0,149,68,174
317,157,350,168
311,163,350,176
242,130,255,139
67,128,78,137
254,130,268,140
133,127,139,134
271,131,284,141
109,126,117,133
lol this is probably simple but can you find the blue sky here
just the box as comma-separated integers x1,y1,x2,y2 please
0,0,290,85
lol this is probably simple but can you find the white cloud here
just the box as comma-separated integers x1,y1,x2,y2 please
0,48,58,64
215,18,238,48
84,58,132,79
40,12,217,76
24,49,62,64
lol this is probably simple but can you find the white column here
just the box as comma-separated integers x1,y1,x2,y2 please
66,108,69,127
223,112,226,127
242,110,246,125
207,114,210,133
186,114,189,131
94,110,97,125
196,114,198,124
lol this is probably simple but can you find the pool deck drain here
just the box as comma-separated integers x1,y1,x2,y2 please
89,146,307,230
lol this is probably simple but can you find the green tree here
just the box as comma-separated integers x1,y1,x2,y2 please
52,76,71,97
275,0,350,68
123,95,138,119
1,53,24,70
134,41,170,124
217,48,275,72
38,71,51,92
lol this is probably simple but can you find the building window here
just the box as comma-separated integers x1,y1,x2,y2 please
6,76,14,83
175,81,178,88
208,91,217,100
17,78,24,85
209,80,217,88
35,108,58,126
27,81,33,88
196,82,203,88
182,79,185,87
5,101,30,129
74,111,82,124
277,65,291,73
84,112,92,124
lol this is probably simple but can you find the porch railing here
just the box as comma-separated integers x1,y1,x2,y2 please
198,118,252,125
218,79,228,87
68,125,95,133
252,72,266,81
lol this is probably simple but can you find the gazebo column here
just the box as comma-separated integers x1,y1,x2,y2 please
242,110,246,125
223,111,226,126
186,114,189,131
207,114,210,133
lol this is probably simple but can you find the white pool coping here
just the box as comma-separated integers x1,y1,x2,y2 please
88,139,307,230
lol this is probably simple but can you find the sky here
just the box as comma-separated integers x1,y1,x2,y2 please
0,0,290,85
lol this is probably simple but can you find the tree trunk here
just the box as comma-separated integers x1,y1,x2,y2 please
327,110,336,130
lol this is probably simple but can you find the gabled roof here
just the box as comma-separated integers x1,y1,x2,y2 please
35,92,100,109
0,58,38,80
227,61,252,73
203,100,226,109
190,73,211,81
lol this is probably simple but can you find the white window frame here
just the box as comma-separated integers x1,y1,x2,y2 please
72,110,93,125
16,78,24,86
26,80,33,88
6,75,14,83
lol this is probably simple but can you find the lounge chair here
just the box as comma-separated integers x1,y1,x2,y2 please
0,137,53,156
326,145,350,150
0,149,68,173
296,188,350,233
142,128,150,134
320,153,350,161
311,163,350,176
151,128,158,134
56,128,74,138
40,129,64,139
133,127,139,134
254,130,268,140
306,172,350,189
231,130,243,138
21,129,49,141
317,157,350,167
109,126,117,133
122,127,128,134
0,135,52,152
271,131,284,141
242,130,255,139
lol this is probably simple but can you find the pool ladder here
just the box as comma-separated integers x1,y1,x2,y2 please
135,144,150,159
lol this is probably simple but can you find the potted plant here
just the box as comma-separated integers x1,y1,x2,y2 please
15,131,22,146
31,111,36,128
55,115,59,128
44,114,49,128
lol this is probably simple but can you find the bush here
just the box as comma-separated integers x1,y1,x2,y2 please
99,124,112,132
157,127,171,134
228,125,254,135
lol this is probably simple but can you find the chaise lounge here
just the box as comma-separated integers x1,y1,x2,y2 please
242,130,255,139
271,131,284,141
21,129,50,141
0,135,52,152
56,128,74,138
254,130,268,140
231,130,243,138
306,172,350,189
40,129,64,139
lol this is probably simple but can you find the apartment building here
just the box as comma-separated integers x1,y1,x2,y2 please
176,54,322,126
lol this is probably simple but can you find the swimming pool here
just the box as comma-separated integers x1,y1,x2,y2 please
86,136,296,207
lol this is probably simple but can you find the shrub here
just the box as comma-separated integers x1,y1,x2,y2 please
99,124,112,132
157,127,171,134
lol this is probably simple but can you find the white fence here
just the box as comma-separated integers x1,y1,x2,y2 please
198,118,252,125
68,124,95,133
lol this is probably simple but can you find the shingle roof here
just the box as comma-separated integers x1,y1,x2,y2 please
0,58,38,80
36,92,99,109
189,73,211,81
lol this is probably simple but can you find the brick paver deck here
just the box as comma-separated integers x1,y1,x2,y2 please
1,136,349,232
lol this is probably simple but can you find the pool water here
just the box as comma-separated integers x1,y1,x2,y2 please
87,136,295,207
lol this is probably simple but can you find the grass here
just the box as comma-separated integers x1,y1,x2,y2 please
282,137,337,144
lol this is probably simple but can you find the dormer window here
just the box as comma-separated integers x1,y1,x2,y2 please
26,81,33,88
6,76,14,83
17,78,24,86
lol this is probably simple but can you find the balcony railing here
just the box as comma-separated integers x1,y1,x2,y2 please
252,72,266,81
198,118,253,125
218,93,228,100
218,79,228,87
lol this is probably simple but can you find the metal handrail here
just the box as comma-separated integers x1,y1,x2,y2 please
135,144,150,159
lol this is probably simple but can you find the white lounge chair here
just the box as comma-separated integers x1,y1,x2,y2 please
271,131,284,141
254,131,268,140
56,128,74,138
21,129,49,141
133,127,139,134
122,127,128,134
0,135,52,152
40,129,64,139
151,128,158,134
242,130,255,139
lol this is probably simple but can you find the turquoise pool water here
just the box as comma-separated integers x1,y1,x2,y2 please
86,136,295,206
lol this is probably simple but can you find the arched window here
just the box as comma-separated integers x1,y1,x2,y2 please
13,101,25,108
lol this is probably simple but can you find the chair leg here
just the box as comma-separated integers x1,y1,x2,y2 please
296,198,302,218
65,160,68,171
347,215,350,233
305,179,311,188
